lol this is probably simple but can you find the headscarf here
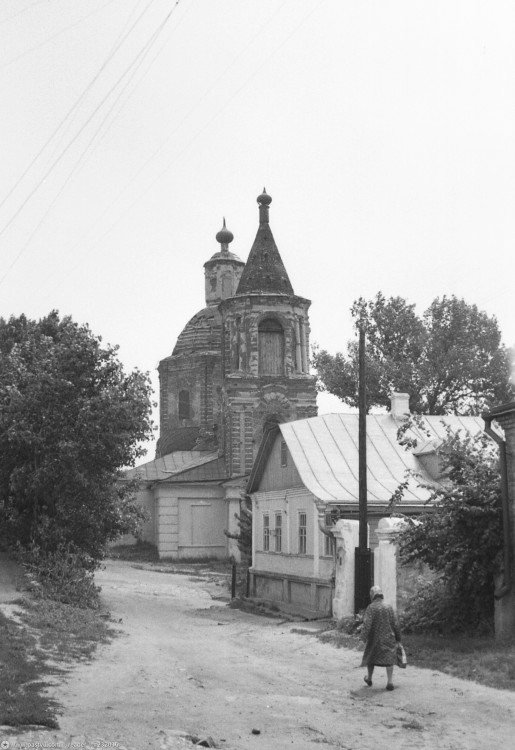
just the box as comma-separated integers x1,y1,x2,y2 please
369,585,384,601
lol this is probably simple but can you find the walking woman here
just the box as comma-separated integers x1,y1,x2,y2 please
361,585,402,690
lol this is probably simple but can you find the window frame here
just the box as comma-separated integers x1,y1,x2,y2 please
178,389,190,420
298,511,307,555
274,512,282,553
263,514,270,552
323,511,334,556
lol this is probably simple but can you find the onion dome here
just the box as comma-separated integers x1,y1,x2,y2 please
257,188,272,206
215,217,234,249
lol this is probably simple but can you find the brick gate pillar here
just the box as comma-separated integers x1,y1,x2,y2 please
484,402,515,638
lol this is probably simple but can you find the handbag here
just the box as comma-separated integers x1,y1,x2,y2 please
396,642,407,668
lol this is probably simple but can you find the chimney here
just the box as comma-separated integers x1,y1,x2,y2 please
391,392,410,419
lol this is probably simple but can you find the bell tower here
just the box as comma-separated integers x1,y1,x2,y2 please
219,189,317,477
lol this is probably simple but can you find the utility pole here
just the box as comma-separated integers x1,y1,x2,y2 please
355,314,373,613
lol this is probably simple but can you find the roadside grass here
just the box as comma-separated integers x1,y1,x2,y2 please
314,625,515,692
0,597,115,729
0,606,59,729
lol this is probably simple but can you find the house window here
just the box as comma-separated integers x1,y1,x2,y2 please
280,439,288,467
178,390,190,420
258,318,284,375
263,514,270,551
275,513,282,552
324,511,334,556
298,512,307,554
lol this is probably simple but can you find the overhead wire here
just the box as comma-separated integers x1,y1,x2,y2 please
94,0,289,196
0,0,49,26
0,0,120,72
34,0,327,299
68,0,195,171
105,0,329,224
0,0,157,216
48,0,151,161
0,0,184,287
36,0,291,285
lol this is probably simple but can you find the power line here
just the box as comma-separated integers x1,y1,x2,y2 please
0,0,120,72
47,0,151,161
0,0,185,287
34,0,327,298
0,0,49,26
0,0,157,217
75,0,195,165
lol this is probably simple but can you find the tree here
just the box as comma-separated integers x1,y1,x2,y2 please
0,311,154,560
313,293,513,415
225,495,252,567
396,428,503,631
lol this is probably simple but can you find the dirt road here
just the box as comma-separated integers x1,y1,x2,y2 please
3,560,515,750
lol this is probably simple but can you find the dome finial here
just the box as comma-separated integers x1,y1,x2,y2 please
257,187,272,206
257,188,272,223
215,217,234,252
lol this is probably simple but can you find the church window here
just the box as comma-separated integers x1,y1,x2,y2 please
178,390,190,420
258,318,284,375
233,317,241,371
222,274,232,299
299,319,307,373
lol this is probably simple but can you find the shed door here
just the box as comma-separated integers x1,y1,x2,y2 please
178,500,226,550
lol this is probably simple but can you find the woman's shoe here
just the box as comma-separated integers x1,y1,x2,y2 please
364,677,372,687
386,683,394,691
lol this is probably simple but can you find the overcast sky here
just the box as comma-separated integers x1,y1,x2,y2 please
1,0,515,458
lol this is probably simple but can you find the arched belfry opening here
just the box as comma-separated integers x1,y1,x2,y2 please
258,318,285,375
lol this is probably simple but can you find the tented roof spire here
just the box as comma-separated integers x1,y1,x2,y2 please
235,189,294,295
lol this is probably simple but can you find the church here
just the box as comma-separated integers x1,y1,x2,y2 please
125,190,318,560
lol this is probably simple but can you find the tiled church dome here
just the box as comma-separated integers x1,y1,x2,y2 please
171,306,221,357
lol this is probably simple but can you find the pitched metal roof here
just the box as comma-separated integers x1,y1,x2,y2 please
125,451,223,483
278,413,483,504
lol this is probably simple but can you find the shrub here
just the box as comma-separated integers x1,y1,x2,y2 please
398,428,503,632
21,543,101,609
400,575,494,636
336,612,364,636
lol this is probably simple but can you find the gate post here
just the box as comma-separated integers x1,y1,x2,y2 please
332,519,361,619
374,517,407,610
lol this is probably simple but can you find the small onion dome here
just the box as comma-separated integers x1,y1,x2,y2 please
257,188,272,206
215,217,234,245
